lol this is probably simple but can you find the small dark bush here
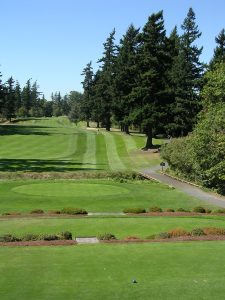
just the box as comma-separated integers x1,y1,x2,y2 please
213,209,225,214
59,231,73,240
98,233,116,240
22,233,40,241
0,234,21,242
177,208,189,212
123,207,146,214
42,234,59,241
149,206,162,212
155,232,171,239
193,206,206,213
191,228,205,236
2,212,21,216
2,212,10,216
205,209,212,214
61,207,88,215
165,208,175,212
30,209,44,214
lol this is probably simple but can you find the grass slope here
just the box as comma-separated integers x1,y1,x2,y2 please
1,215,225,239
0,117,161,172
1,242,225,299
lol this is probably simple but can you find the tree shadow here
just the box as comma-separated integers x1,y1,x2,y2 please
0,159,104,172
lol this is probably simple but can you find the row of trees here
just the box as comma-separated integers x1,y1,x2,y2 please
81,8,225,148
0,75,83,121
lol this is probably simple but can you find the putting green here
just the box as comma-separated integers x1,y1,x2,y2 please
12,182,130,197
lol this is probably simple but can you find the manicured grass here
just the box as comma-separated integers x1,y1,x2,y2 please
1,242,225,299
1,215,225,238
0,179,214,213
0,117,162,172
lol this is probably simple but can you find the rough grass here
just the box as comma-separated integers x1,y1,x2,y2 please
0,179,214,213
0,117,161,172
1,242,225,299
1,215,225,239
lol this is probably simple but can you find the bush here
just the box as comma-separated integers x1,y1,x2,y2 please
205,209,212,214
202,227,225,235
191,228,205,236
2,212,21,216
98,233,116,240
149,206,162,212
123,207,146,214
0,234,21,242
177,208,189,212
155,232,171,239
193,206,206,213
30,209,44,214
213,209,225,214
165,208,175,212
41,234,59,241
59,231,73,240
61,207,88,215
168,228,189,237
22,233,40,241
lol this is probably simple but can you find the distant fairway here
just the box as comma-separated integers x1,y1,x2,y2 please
0,117,161,172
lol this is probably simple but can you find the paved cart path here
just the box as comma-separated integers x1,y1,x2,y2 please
142,165,225,208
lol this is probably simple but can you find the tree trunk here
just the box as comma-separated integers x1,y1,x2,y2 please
96,121,100,128
124,124,130,134
144,127,153,149
105,116,111,131
87,120,90,128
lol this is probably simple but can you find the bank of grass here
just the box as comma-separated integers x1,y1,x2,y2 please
0,117,162,172
1,242,225,299
0,179,214,213
1,215,225,239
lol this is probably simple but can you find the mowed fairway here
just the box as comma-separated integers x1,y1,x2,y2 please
1,242,225,300
0,117,161,172
0,179,213,213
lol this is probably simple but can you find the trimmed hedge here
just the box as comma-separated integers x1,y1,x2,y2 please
98,233,116,240
61,207,88,215
123,207,146,214
149,206,162,212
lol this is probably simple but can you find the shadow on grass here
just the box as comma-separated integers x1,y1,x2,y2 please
0,159,104,172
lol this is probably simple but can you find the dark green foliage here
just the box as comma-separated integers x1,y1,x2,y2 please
0,234,21,242
41,234,59,241
193,206,206,213
21,233,40,241
149,206,163,212
213,209,225,214
177,208,189,212
98,233,116,240
30,209,44,214
61,207,88,215
123,207,146,214
59,231,73,240
191,228,205,236
165,208,175,212
210,28,225,67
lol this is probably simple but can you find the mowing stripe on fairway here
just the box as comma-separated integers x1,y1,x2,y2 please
102,131,126,171
112,133,134,170
95,133,109,170
82,132,96,169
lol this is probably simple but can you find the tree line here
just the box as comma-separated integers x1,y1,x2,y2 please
80,8,225,148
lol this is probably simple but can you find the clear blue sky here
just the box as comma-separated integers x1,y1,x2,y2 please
0,0,224,99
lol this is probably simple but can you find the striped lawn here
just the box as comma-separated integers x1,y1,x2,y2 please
0,118,162,172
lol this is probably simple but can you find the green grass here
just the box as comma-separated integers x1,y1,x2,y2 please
0,117,161,172
1,242,225,299
1,215,225,238
0,179,214,213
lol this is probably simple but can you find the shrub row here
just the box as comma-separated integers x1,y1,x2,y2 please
123,206,225,214
0,231,73,243
2,207,88,216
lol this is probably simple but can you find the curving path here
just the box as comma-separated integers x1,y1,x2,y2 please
142,165,225,208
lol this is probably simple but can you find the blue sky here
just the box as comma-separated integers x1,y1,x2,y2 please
0,0,224,99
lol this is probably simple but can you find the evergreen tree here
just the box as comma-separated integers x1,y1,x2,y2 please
97,29,117,131
131,11,169,148
2,77,16,121
81,61,94,127
114,24,140,134
14,81,22,115
210,28,225,67
21,79,32,116
169,8,204,136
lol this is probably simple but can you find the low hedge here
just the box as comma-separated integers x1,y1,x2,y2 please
0,231,73,242
123,207,146,214
61,207,88,215
149,206,162,212
193,206,206,213
98,233,117,240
